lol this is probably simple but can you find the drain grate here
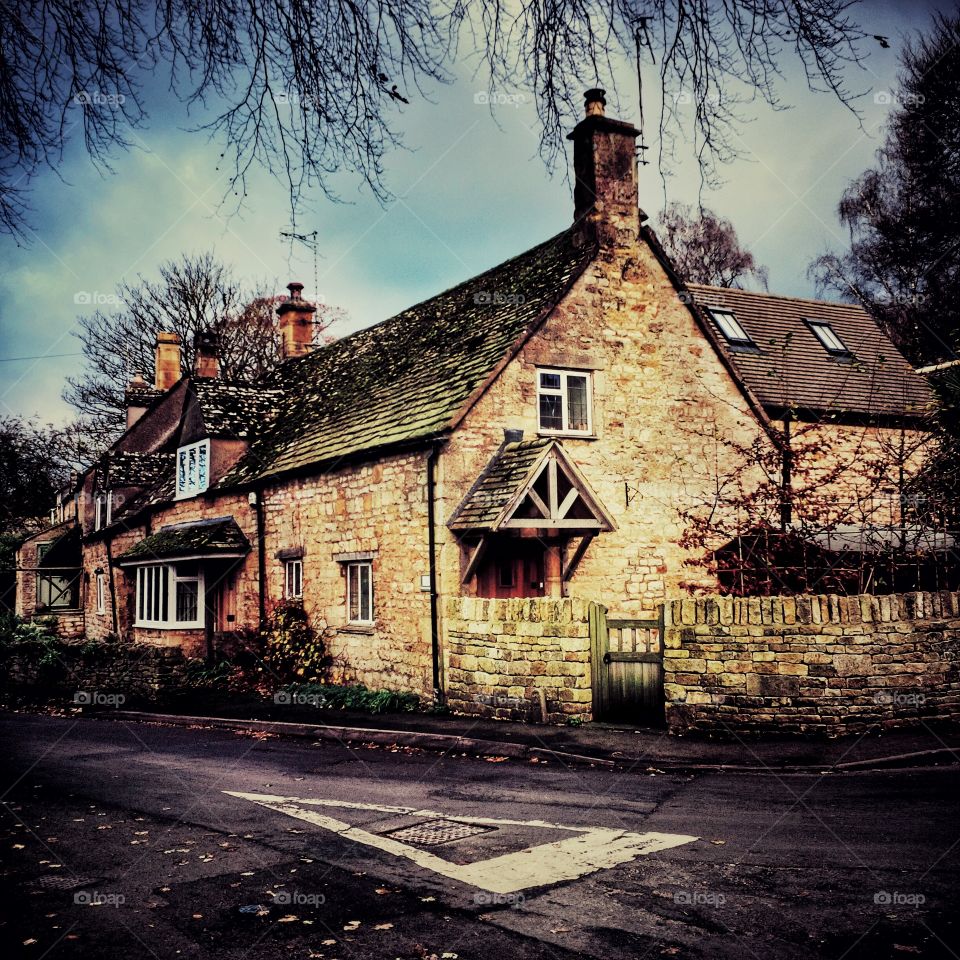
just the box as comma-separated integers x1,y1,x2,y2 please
31,875,101,891
382,818,495,847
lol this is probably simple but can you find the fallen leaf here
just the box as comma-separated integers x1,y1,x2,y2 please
12,844,24,850
23,939,37,946
192,913,203,920
277,915,298,923
374,923,393,930
484,756,509,763
321,939,336,946
710,840,726,846
343,920,360,931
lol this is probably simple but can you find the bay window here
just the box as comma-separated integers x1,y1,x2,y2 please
135,563,204,628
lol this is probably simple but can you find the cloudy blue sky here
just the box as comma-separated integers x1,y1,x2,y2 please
0,0,949,426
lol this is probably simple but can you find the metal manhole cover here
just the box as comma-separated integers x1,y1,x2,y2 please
31,875,101,891
382,818,496,847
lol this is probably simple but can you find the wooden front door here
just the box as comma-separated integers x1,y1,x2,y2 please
590,602,664,725
475,538,546,598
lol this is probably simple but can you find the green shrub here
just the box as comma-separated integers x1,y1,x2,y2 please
276,681,420,714
259,601,329,682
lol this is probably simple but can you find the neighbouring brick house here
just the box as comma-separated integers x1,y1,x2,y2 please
16,89,938,717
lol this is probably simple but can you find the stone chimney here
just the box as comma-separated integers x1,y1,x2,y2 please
193,330,220,379
276,282,317,361
566,88,641,248
124,373,155,428
154,331,182,391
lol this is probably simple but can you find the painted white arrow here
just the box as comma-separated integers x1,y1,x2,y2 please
225,791,698,894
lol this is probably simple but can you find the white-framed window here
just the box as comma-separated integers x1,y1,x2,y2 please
134,563,204,628
284,559,303,600
807,320,854,358
175,439,210,499
95,573,106,614
536,368,592,435
94,492,111,530
346,561,374,625
709,308,755,347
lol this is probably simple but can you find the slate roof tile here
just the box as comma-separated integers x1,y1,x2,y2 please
687,285,936,420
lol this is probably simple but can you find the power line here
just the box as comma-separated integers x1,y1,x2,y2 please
0,352,82,362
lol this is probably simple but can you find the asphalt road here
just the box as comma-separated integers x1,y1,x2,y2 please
1,714,958,960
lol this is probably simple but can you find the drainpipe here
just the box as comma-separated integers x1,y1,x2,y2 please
780,414,793,531
426,444,443,700
252,488,267,629
105,537,119,635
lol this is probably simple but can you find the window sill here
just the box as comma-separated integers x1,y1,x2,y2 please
339,623,376,635
536,431,598,441
133,623,205,631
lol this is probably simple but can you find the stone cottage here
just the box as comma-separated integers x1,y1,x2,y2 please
16,89,936,717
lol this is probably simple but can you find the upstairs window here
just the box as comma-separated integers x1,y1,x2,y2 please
807,320,854,359
176,439,210,499
537,369,592,435
709,308,756,349
284,559,303,600
93,492,111,531
96,573,106,614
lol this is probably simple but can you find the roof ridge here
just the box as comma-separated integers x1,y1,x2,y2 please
687,283,871,313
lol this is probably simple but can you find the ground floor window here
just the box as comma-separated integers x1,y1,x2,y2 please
135,563,204,628
36,572,80,610
284,559,303,600
346,561,373,625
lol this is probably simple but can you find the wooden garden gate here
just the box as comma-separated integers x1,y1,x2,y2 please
589,602,664,725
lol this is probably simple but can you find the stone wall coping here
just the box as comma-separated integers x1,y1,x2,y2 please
666,591,960,628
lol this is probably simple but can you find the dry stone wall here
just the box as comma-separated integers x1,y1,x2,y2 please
443,596,593,722
663,591,960,735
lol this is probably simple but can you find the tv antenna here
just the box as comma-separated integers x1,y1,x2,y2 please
633,16,654,166
279,228,320,299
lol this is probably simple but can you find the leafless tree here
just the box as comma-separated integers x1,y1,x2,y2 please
655,202,769,288
63,253,342,446
1,0,868,239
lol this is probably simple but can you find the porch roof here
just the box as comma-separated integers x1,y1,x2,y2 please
448,438,615,533
116,516,249,565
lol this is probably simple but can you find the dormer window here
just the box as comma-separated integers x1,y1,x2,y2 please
806,320,854,360
709,308,757,350
176,439,210,499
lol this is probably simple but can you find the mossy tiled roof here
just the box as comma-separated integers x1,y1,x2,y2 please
223,229,595,484
448,439,551,530
116,517,249,564
105,451,175,488
192,380,284,440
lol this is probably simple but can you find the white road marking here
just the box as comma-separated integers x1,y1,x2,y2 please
225,791,698,894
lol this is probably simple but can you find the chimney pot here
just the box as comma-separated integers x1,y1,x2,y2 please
584,88,606,116
277,281,317,361
154,332,182,392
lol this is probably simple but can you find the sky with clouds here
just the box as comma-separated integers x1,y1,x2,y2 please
0,0,951,427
